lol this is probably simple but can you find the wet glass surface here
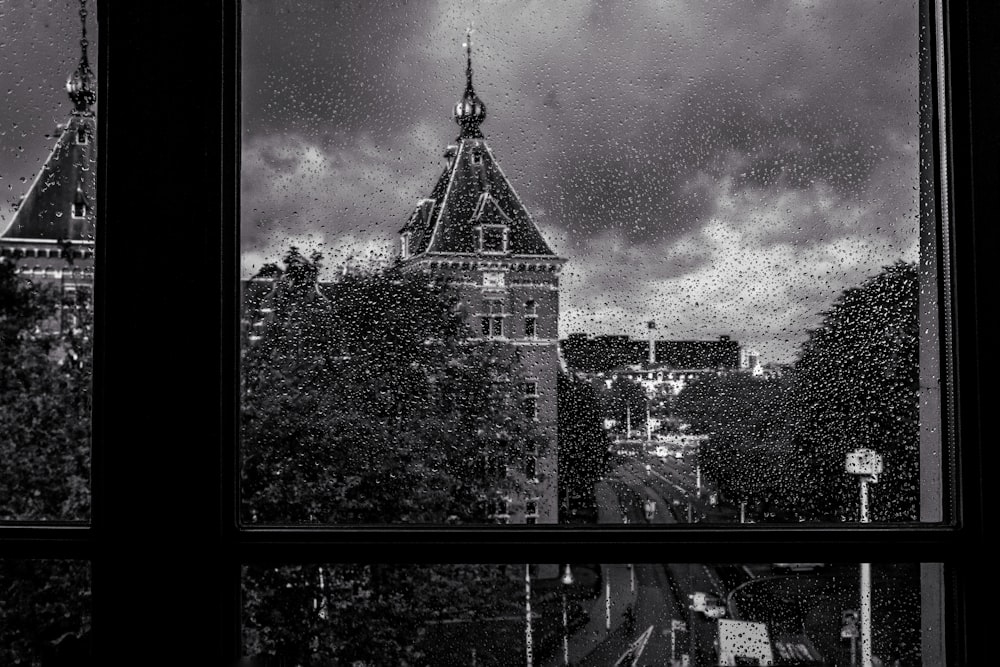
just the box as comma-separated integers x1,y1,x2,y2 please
242,562,926,666
1,0,96,522
239,2,937,525
0,559,91,663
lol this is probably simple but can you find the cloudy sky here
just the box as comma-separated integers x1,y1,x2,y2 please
240,0,919,364
1,1,96,223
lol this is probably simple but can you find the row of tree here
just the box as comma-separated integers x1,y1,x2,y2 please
674,261,920,521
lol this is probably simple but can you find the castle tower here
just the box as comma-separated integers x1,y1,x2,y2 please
0,0,96,297
398,34,565,524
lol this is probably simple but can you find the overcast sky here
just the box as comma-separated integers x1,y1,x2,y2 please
242,0,916,365
1,1,96,226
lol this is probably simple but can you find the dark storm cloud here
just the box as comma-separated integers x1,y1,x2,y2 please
241,0,920,362
242,0,450,142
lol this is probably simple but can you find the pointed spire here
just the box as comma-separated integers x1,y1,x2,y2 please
465,30,474,94
454,30,486,138
66,0,95,115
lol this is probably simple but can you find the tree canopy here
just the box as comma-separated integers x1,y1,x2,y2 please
241,248,544,523
0,258,92,663
0,259,91,520
243,563,524,665
788,261,919,520
675,262,920,521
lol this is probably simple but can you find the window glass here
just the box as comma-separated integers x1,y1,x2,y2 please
0,560,91,663
1,0,96,521
240,1,939,525
242,562,927,666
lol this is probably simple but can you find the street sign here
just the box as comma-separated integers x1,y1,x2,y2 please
671,619,688,632
845,448,883,476
841,609,860,638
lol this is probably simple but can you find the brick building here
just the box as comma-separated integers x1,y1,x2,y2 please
397,36,565,524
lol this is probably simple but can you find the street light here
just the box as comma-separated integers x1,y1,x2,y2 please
561,564,574,666
846,448,883,667
525,564,533,667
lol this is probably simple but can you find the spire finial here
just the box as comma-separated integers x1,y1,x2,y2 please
465,30,474,93
454,29,486,138
67,0,95,115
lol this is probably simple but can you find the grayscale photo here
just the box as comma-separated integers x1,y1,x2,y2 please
0,0,980,664
240,0,930,527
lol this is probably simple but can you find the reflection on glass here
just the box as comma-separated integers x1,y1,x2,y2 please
0,1,96,520
240,2,931,525
0,560,91,663
242,562,924,666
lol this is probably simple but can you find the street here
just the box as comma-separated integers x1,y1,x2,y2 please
540,447,920,666
542,446,736,666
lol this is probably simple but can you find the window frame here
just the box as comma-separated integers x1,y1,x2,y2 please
0,2,989,664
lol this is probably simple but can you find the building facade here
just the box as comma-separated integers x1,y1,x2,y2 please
397,38,565,524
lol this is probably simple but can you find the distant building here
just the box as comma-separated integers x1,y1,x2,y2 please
0,10,96,331
397,35,565,524
561,333,742,374
740,347,763,376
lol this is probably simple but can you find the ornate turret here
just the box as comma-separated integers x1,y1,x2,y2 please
398,33,565,524
453,32,486,138
66,0,95,115
0,0,96,293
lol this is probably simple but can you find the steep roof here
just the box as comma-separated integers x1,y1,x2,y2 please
1,114,96,243
402,138,556,257
400,34,558,261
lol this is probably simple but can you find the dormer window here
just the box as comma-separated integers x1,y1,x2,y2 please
72,201,87,218
479,224,508,254
470,150,483,166
76,126,88,145
400,232,411,259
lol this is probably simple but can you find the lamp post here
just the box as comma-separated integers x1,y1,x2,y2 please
561,564,574,666
846,448,883,667
525,564,533,667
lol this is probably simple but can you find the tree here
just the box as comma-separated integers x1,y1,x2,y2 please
0,260,92,520
557,371,613,519
0,258,92,663
674,262,920,522
241,248,545,523
243,563,524,665
674,372,793,512
784,261,919,521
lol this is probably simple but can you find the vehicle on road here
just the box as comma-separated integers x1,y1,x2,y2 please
688,591,727,619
